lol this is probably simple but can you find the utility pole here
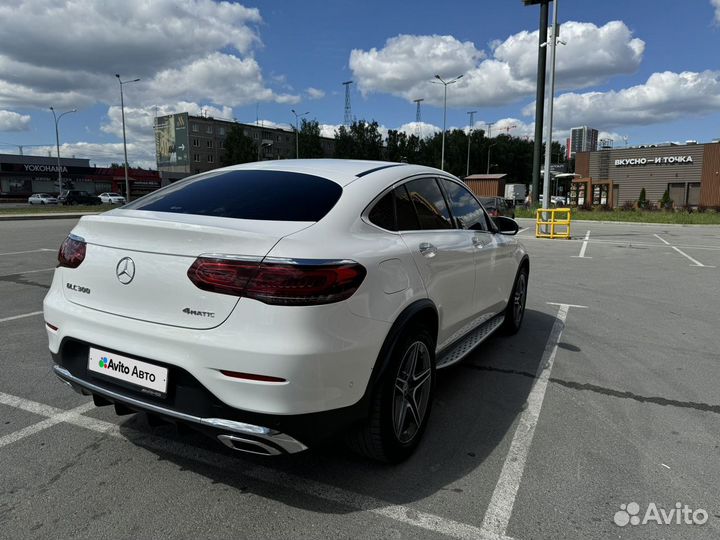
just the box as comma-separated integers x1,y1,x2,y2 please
116,74,140,201
413,98,424,138
432,74,463,171
542,0,560,212
466,111,476,177
486,122,495,139
342,81,353,125
291,109,309,159
524,0,551,204
49,106,77,194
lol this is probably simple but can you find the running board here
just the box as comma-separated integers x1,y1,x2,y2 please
436,314,504,369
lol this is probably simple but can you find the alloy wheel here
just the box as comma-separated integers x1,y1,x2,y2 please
392,341,432,444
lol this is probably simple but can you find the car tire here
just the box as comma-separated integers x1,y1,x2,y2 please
501,266,528,335
346,325,435,463
41,201,45,205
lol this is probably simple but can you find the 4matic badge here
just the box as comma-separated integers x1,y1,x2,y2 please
183,308,215,318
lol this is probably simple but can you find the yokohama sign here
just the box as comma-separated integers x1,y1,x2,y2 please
614,156,694,167
23,164,68,173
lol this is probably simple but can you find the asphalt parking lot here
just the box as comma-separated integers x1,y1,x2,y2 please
1,217,719,540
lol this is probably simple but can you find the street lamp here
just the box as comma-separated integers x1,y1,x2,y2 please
49,106,77,194
115,74,140,201
487,143,497,174
291,109,309,159
432,74,463,171
466,110,476,177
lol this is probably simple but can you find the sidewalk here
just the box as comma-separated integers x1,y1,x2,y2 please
0,211,101,221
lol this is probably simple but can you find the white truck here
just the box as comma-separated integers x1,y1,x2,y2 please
504,183,527,204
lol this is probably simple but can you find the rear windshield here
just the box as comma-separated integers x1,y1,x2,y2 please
124,169,343,221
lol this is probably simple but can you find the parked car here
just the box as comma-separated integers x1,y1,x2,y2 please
58,190,101,206
45,160,529,463
98,192,126,205
538,195,567,206
28,193,59,205
479,196,515,219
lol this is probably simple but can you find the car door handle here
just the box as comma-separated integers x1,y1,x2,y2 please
419,242,438,258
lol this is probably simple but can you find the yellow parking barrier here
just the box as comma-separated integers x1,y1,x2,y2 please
535,207,571,239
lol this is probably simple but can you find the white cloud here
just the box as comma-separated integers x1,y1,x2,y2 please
320,124,341,138
396,122,441,138
0,2,295,111
0,110,31,131
144,53,298,107
493,21,644,88
28,141,156,169
349,21,645,107
525,70,720,131
713,0,720,23
306,87,325,100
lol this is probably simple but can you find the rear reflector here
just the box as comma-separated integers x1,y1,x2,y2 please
58,235,86,269
46,322,59,331
220,370,287,383
187,257,366,306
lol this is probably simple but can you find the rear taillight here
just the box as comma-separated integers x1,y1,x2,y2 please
187,257,366,306
57,235,86,268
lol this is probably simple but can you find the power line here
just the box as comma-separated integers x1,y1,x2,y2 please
342,81,353,126
413,98,424,138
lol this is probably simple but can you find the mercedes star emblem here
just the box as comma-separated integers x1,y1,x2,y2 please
116,257,136,284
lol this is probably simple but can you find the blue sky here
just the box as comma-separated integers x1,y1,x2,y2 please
0,0,718,167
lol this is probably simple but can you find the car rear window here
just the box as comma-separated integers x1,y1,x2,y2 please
124,170,343,221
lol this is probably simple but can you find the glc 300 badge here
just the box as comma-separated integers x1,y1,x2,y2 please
66,283,90,294
183,308,215,318
116,257,135,284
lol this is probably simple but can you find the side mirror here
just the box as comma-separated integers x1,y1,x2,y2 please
493,216,519,235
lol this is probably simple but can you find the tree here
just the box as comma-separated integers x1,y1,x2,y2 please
298,119,324,159
222,124,257,166
638,188,647,209
333,120,383,160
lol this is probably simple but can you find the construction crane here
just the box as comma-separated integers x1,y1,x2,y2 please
500,124,517,135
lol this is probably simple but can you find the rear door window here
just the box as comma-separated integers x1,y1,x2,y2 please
404,178,453,230
441,179,488,231
124,170,343,221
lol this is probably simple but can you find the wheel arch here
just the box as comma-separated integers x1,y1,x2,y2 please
360,299,438,404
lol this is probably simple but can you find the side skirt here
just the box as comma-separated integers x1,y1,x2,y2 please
435,314,505,369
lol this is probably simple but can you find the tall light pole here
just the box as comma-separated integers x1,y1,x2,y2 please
466,110,476,177
487,143,497,174
116,74,140,201
432,74,463,171
524,0,551,204
291,109,309,159
49,107,76,194
541,0,560,211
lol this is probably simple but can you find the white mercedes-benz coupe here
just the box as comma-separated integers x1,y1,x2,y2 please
44,160,529,462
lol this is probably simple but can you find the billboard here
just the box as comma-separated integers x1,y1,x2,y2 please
155,113,189,167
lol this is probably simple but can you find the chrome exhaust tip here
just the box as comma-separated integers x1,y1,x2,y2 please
217,434,282,456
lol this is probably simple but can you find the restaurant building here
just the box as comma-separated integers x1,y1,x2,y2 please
574,142,720,208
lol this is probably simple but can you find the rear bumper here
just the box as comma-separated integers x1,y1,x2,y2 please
54,365,308,455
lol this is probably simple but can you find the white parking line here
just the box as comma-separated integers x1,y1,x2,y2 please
653,234,715,268
0,248,54,256
571,230,591,258
0,390,514,540
0,267,55,278
480,302,579,538
0,401,95,449
0,311,43,324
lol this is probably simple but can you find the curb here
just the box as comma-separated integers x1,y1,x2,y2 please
514,217,718,228
0,212,101,222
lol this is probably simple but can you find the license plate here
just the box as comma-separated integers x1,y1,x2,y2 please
88,347,168,395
